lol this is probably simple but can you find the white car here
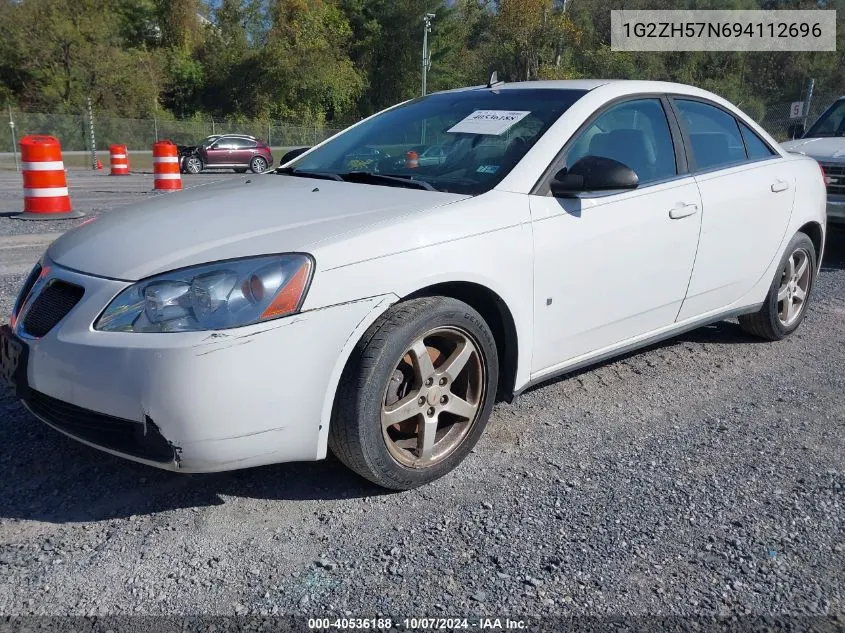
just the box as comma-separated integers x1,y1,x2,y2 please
2,80,827,490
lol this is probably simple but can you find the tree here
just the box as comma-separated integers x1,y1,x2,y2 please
0,0,160,116
259,0,364,121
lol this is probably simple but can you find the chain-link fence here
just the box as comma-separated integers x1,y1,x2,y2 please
3,84,843,163
2,110,350,155
756,89,841,142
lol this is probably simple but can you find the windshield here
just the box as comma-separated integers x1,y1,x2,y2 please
805,99,845,138
285,88,587,195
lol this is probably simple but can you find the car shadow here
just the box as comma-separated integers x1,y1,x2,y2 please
520,319,762,398
0,392,389,524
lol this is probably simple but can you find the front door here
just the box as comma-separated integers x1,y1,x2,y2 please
204,137,236,167
529,97,703,374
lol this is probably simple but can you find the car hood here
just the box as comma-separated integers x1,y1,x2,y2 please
48,175,469,281
781,137,845,161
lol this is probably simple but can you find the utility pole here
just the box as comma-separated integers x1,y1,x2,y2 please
803,78,815,131
86,97,98,170
421,13,435,97
8,106,18,173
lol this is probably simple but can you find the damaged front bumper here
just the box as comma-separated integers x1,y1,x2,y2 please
14,262,393,473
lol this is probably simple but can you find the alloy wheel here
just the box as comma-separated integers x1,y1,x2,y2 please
186,157,202,174
777,247,811,327
381,327,486,468
251,157,267,173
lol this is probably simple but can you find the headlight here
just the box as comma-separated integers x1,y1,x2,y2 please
95,254,313,333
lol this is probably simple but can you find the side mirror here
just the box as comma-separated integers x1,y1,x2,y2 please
280,147,311,165
550,155,639,197
786,123,805,140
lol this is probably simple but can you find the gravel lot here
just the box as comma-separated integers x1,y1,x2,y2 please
0,170,842,621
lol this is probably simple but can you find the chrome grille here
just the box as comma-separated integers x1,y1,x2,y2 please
821,163,845,197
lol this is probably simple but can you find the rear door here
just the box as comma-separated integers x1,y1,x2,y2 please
671,98,795,320
230,137,259,166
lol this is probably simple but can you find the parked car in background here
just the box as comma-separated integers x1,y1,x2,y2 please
4,80,826,490
178,134,273,174
417,144,450,167
781,96,845,225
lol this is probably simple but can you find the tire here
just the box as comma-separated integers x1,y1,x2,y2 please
184,156,203,174
249,156,268,173
738,231,817,341
329,296,499,490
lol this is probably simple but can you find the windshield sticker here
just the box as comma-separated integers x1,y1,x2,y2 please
476,165,500,174
447,110,531,136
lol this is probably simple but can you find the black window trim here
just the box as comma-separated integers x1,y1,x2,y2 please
665,94,780,176
531,93,689,198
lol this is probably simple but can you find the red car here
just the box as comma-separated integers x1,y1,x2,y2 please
179,134,274,174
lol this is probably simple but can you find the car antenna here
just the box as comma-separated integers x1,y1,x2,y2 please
487,71,505,89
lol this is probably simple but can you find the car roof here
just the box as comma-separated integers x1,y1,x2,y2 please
210,133,258,139
437,79,730,99
492,79,614,91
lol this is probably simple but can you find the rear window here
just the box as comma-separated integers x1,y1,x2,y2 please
739,123,775,160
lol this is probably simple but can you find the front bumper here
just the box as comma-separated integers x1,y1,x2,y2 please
13,263,392,473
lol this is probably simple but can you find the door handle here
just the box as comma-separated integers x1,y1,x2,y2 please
668,203,699,220
771,179,790,193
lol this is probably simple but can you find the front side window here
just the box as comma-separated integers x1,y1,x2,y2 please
805,99,845,138
562,98,678,184
287,88,587,195
674,100,747,170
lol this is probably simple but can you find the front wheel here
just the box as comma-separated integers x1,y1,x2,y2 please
184,156,203,174
739,231,817,340
329,297,499,490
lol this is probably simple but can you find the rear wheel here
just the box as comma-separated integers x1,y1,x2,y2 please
249,156,268,173
739,231,816,341
329,297,499,490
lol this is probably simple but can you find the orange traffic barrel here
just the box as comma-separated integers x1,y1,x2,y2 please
109,144,130,175
153,140,182,191
16,136,83,221
405,150,419,169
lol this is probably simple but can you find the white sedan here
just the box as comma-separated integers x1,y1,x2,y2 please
2,80,827,489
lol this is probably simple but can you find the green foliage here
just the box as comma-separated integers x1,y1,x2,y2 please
0,0,842,126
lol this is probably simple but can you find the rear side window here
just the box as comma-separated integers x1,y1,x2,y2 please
674,99,746,171
231,138,258,149
739,123,776,160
